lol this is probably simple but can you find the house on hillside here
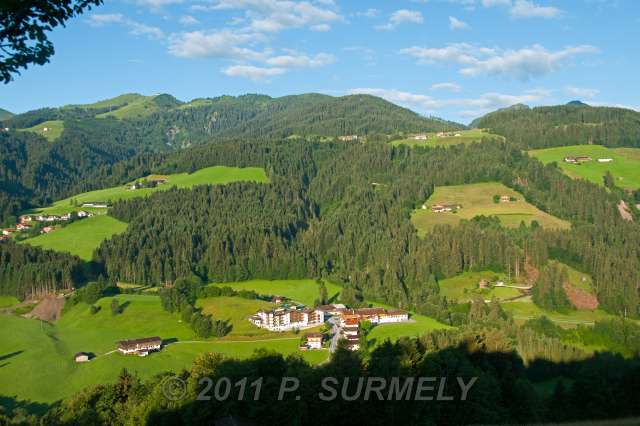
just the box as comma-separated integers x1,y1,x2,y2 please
16,223,32,231
338,135,359,142
597,158,613,163
41,226,54,234
564,157,577,163
478,279,489,289
305,333,324,350
19,215,33,224
576,156,592,163
412,134,428,140
431,204,461,213
500,195,511,203
74,352,91,363
339,307,409,326
2,229,15,236
81,202,109,208
117,337,162,356
271,295,288,304
77,210,93,218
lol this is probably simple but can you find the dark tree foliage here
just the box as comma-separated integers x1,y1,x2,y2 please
0,0,103,83
0,240,82,299
473,103,640,149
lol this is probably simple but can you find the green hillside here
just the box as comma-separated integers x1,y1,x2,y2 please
472,103,640,149
391,129,504,148
411,182,571,235
17,120,64,141
96,94,182,119
63,93,146,110
0,108,13,120
528,145,640,189
19,215,128,260
34,165,270,215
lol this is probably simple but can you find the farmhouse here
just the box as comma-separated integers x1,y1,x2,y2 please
250,306,325,332
597,158,613,163
576,156,592,163
564,157,577,163
305,333,324,350
19,215,32,224
411,134,428,140
339,307,409,326
338,135,359,142
74,352,90,363
500,195,511,203
478,279,489,289
117,336,162,356
316,304,346,316
431,203,461,213
41,226,54,234
1,229,15,236
81,202,109,208
77,210,93,218
271,295,288,304
16,223,32,231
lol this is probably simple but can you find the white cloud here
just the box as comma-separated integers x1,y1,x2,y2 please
479,0,562,19
168,30,268,60
509,0,561,18
400,43,598,80
223,65,285,80
87,14,164,39
431,82,462,92
265,52,335,68
347,87,551,117
565,86,599,99
208,0,343,33
310,24,331,32
376,9,424,31
134,0,183,8
449,16,470,30
179,15,200,26
356,8,379,18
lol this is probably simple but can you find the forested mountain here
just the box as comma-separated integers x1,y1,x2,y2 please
0,93,463,222
472,103,640,149
0,108,13,120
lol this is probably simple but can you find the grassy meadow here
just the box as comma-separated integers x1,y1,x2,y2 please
33,166,269,215
95,95,165,119
411,182,571,235
500,298,626,327
19,215,128,260
0,293,328,409
438,271,523,303
366,313,451,345
391,129,504,148
528,145,640,190
18,120,64,142
207,279,342,307
0,296,19,308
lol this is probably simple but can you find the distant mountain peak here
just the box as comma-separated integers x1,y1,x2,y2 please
567,100,590,106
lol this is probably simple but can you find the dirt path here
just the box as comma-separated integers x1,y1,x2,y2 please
25,296,65,322
618,200,633,221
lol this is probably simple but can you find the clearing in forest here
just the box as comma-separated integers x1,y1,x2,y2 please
411,182,570,235
19,215,128,260
18,120,64,142
528,145,640,190
391,129,504,148
32,165,270,215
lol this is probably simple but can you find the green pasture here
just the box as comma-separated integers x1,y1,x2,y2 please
19,215,128,260
32,166,269,215
0,296,19,308
528,145,640,190
391,129,504,148
207,279,342,307
18,120,64,142
411,182,570,235
438,271,524,303
0,294,327,409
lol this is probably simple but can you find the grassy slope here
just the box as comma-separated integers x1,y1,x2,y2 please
438,271,522,303
94,95,176,119
528,145,640,190
0,296,19,308
207,279,342,307
18,120,64,142
19,215,128,260
0,294,327,407
34,166,269,215
411,182,570,235
0,108,14,120
501,297,624,327
66,93,145,110
391,129,504,148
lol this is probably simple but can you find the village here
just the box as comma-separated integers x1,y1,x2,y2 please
409,131,463,141
87,299,411,360
0,210,99,241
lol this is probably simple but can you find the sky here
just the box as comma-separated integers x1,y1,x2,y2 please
1,0,638,123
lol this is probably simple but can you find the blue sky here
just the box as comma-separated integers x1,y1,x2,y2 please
1,0,638,123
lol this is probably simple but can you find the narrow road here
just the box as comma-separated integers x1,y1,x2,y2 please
328,316,341,353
